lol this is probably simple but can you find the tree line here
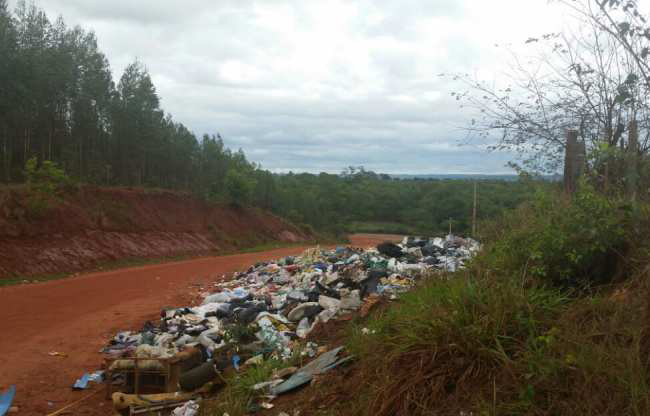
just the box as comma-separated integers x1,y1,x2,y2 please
0,0,261,199
270,169,534,237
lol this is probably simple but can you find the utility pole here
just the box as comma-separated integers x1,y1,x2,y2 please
627,119,639,203
448,217,452,236
472,181,477,237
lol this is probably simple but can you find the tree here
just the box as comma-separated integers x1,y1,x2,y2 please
563,0,650,85
112,60,163,184
446,0,650,177
0,0,17,181
224,169,256,206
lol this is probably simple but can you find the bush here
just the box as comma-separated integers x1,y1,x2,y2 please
224,169,256,206
476,184,629,288
25,157,70,193
23,157,70,216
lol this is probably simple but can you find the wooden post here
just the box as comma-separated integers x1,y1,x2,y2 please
472,181,477,237
627,120,639,202
134,357,140,395
564,129,581,195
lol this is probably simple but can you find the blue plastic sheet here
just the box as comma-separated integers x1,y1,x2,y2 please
73,373,90,390
0,385,16,416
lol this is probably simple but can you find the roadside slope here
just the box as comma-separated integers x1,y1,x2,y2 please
0,186,309,279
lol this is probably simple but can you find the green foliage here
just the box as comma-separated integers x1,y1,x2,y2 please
477,183,628,288
23,157,70,216
204,348,307,416
25,157,69,193
205,357,286,416
224,169,256,205
271,173,535,237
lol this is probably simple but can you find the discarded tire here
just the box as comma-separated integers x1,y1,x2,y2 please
179,360,218,392
377,242,403,258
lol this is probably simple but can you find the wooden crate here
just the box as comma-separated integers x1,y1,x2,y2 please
105,348,203,399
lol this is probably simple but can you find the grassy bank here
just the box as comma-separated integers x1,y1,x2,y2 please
342,185,650,415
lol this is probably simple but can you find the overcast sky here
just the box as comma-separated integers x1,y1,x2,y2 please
12,0,568,174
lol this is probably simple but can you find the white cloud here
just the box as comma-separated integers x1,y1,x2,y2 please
12,0,568,173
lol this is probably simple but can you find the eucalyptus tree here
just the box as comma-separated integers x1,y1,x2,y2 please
0,0,17,181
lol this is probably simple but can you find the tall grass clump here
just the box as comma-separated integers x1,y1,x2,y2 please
204,357,288,416
347,276,568,416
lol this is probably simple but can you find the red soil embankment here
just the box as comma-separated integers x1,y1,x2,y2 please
0,186,308,278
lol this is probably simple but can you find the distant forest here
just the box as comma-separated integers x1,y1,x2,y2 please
0,1,533,236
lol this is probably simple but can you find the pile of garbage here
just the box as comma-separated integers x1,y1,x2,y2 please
102,235,479,413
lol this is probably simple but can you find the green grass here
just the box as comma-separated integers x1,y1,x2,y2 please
343,268,650,415
0,272,68,287
345,272,570,416
204,349,308,416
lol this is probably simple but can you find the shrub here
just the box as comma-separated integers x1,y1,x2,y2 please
25,157,69,192
476,183,629,288
23,157,70,217
224,169,256,206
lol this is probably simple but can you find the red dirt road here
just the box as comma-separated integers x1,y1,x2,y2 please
0,234,400,416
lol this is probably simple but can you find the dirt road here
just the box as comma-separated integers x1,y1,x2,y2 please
0,234,400,415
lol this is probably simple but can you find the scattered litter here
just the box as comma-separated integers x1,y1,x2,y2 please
179,361,220,392
72,370,104,390
245,354,264,366
272,366,297,379
87,371,104,383
270,346,351,395
171,400,199,416
48,351,67,358
112,384,212,411
72,373,90,390
252,380,282,391
101,235,478,412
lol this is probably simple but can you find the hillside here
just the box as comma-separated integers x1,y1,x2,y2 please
0,186,310,279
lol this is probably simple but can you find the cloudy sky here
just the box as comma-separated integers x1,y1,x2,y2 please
12,0,569,174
